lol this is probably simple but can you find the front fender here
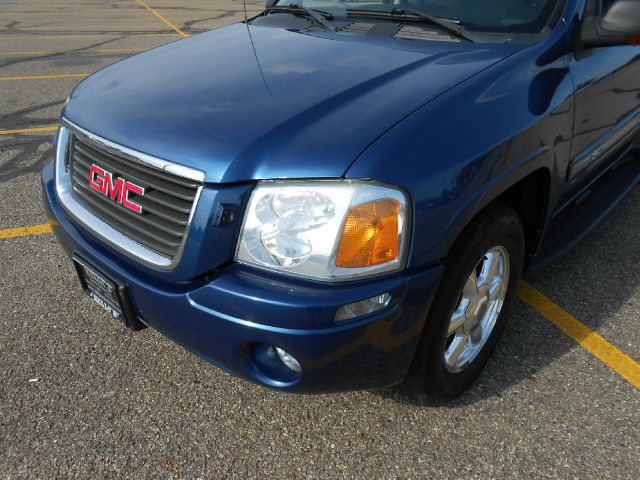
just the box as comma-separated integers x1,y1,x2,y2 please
347,24,574,269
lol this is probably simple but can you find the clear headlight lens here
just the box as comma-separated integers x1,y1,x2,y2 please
235,181,409,281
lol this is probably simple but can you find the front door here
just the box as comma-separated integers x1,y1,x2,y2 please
567,0,640,188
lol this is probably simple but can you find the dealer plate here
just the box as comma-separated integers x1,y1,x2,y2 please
73,256,126,323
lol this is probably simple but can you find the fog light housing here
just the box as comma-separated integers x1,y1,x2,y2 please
335,293,391,322
274,347,302,373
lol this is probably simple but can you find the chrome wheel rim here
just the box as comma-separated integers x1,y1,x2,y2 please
444,246,510,373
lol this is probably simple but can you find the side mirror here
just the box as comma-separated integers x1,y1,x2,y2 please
582,0,640,48
266,0,279,7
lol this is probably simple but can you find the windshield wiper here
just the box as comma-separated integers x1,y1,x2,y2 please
265,4,336,31
346,8,473,42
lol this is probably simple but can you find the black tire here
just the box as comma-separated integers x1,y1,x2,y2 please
400,203,525,404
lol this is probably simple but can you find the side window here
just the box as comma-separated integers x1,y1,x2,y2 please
600,0,616,15
585,0,615,17
584,0,597,16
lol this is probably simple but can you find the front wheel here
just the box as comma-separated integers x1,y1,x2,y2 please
400,203,525,403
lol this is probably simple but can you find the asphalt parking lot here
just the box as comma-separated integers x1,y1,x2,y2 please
1,1,638,478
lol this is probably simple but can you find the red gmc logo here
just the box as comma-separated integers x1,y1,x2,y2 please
88,164,145,214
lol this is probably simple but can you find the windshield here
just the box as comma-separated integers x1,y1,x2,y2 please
273,1,562,33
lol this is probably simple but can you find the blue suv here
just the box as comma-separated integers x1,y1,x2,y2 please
42,0,640,402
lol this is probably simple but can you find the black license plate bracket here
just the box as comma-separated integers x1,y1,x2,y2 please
73,255,145,331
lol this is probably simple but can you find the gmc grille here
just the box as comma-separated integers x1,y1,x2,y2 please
67,132,202,260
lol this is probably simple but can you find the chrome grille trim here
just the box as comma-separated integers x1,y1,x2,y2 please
62,119,205,182
55,121,204,270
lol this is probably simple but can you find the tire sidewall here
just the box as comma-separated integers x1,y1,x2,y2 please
410,205,525,399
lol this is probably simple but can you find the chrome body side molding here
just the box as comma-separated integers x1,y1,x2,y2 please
568,106,640,181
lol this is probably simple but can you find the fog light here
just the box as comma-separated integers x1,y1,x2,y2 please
275,347,302,373
335,293,391,322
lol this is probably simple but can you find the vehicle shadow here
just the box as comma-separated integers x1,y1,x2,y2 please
375,184,640,407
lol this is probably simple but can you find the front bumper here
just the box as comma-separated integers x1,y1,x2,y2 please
42,160,444,393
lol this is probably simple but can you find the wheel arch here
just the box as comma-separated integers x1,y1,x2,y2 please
491,168,552,270
437,167,553,273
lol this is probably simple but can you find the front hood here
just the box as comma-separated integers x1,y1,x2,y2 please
64,23,518,183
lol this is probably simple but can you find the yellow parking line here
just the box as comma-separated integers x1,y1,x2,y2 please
1,212,636,390
0,125,58,135
0,18,173,23
0,26,176,31
519,282,640,388
0,33,178,39
0,73,89,81
135,0,189,38
0,48,145,56
0,223,52,239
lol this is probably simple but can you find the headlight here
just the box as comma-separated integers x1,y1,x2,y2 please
235,180,409,281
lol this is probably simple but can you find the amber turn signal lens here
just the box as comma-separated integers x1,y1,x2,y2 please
336,199,401,268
